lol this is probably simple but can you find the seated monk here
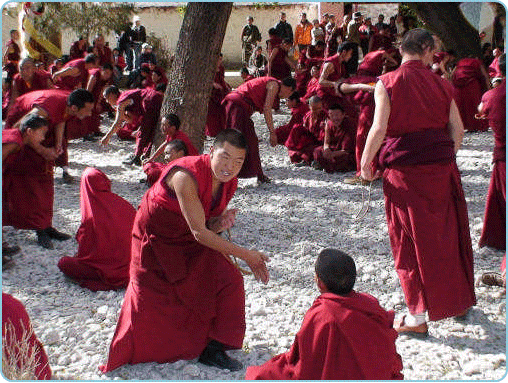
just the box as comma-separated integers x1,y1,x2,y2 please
100,129,269,373
57,167,137,291
285,95,327,165
143,139,189,186
302,65,321,101
274,91,309,145
2,293,52,380
245,249,403,380
313,103,356,173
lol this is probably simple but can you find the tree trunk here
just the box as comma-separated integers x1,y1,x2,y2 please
154,2,233,154
406,3,481,59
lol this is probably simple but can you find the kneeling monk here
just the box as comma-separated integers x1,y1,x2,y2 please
100,129,269,373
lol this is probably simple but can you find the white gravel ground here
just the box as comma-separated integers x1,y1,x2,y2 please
2,105,506,380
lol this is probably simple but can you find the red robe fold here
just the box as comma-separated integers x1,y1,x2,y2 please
100,155,245,372
479,80,506,250
379,60,476,320
2,293,52,380
275,100,309,145
54,58,88,90
245,292,403,380
57,168,136,291
205,64,229,137
313,118,356,173
3,90,71,230
2,128,24,170
451,58,488,132
285,109,327,163
269,48,292,80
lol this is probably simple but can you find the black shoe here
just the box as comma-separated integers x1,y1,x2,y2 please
2,254,15,270
123,155,141,166
62,172,75,184
198,341,243,371
83,134,99,142
2,242,20,256
44,227,71,241
36,230,54,249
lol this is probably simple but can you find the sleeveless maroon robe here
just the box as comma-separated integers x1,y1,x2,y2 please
54,58,89,90
58,168,136,291
313,118,356,173
222,77,280,178
479,79,506,250
451,58,489,132
205,64,229,137
2,293,52,380
379,60,476,320
100,155,244,372
117,88,163,157
269,47,292,80
3,90,72,230
246,292,403,380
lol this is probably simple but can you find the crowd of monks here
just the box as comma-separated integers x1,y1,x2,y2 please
1,11,506,381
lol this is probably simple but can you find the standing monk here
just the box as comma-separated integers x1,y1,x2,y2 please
222,76,296,183
101,85,164,166
100,129,269,372
3,30,21,86
4,89,95,249
478,54,506,251
361,29,476,335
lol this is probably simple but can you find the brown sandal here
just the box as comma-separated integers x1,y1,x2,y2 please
481,272,506,287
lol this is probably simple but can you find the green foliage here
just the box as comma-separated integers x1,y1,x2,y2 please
399,3,424,28
146,32,174,71
253,2,280,10
29,2,135,41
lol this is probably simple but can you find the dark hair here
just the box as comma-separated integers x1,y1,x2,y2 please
19,113,48,134
400,28,435,56
140,65,151,74
315,249,356,296
10,29,17,35
281,76,297,90
240,67,250,75
86,46,94,54
499,53,506,76
102,63,113,71
282,38,292,45
166,139,188,156
338,41,357,54
67,89,94,108
315,40,326,48
103,85,120,98
288,91,300,101
329,103,344,112
155,83,167,93
163,113,181,130
268,27,278,36
213,129,248,152
84,53,98,64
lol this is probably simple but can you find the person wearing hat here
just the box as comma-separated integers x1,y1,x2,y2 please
245,249,403,380
129,15,146,71
345,11,363,74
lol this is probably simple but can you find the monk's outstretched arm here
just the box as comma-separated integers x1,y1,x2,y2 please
264,81,280,147
339,83,375,94
145,141,167,163
101,101,128,146
52,66,78,82
360,80,390,180
448,99,464,154
170,170,269,284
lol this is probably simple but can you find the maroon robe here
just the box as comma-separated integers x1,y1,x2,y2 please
357,50,386,77
69,40,88,60
3,90,72,230
2,128,24,170
205,64,229,137
3,39,20,79
275,100,310,145
313,118,356,173
245,292,403,380
488,56,502,79
222,77,280,178
57,168,136,291
2,293,52,380
95,45,113,66
117,88,164,157
54,58,89,90
285,109,327,164
379,60,476,320
451,58,489,132
479,79,506,250
100,155,244,372
269,47,292,80
303,77,319,100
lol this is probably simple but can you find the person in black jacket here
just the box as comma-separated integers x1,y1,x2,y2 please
274,12,293,44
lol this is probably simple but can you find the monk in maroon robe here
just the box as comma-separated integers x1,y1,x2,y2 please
361,29,476,335
313,104,356,173
268,38,294,80
274,92,309,145
100,130,269,372
142,113,199,185
3,30,20,84
92,34,113,66
246,249,403,380
58,167,136,291
205,54,230,137
295,42,325,96
478,54,506,251
2,293,52,380
52,54,99,91
285,95,327,164
69,36,89,60
451,57,490,132
102,85,164,166
143,139,189,186
222,76,296,183
4,89,95,249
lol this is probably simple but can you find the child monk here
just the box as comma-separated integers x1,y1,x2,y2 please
245,249,403,380
57,167,136,291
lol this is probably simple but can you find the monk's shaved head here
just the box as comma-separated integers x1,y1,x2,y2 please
315,249,356,296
